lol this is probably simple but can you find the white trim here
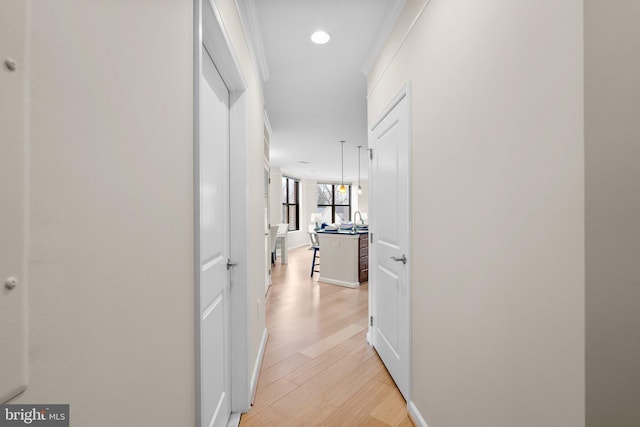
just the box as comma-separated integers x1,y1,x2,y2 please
318,277,360,289
226,413,241,427
250,328,269,404
229,90,251,413
235,0,270,82
263,110,273,136
203,0,247,91
406,83,414,406
408,401,429,427
195,0,252,424
193,4,203,426
371,82,410,131
361,0,407,76
367,0,431,98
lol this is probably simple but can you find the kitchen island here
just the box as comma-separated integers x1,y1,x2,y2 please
317,229,368,288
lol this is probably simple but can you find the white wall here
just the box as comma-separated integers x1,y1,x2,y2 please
368,1,584,425
11,0,267,424
352,181,369,220
585,1,640,425
15,1,195,425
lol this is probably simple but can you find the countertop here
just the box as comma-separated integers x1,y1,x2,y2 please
317,228,368,235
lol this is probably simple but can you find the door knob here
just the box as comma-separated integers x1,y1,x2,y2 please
390,255,407,265
226,259,238,270
4,277,18,290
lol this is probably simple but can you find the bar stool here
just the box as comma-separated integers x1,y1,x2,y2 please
309,232,320,277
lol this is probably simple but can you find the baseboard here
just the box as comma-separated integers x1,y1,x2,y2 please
227,412,241,427
318,276,360,288
249,328,268,405
408,401,429,427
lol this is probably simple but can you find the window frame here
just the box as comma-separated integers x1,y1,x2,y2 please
316,183,351,224
281,176,300,231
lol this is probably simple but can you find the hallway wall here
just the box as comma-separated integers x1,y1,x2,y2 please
368,0,585,425
15,1,195,425
12,0,267,425
585,0,640,425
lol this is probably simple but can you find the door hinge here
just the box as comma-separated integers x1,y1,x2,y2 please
368,149,373,160
370,316,373,327
369,233,373,244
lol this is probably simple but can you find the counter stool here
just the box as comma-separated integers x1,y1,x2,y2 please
310,245,320,277
309,232,320,277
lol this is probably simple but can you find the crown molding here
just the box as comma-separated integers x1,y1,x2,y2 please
264,110,273,135
235,0,270,82
361,0,407,76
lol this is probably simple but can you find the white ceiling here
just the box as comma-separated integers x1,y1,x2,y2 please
242,0,403,182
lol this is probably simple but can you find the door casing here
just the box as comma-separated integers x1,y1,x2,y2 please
195,0,251,424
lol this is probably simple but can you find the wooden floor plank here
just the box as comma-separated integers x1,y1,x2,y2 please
358,415,395,427
253,378,298,408
283,332,370,387
322,379,395,426
369,383,410,426
280,398,338,426
240,247,413,427
299,322,366,358
325,354,388,408
239,406,289,427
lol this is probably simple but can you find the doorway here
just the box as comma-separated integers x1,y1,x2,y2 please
198,45,232,427
195,0,252,425
368,84,412,401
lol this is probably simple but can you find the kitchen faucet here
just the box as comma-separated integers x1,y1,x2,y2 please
353,211,363,232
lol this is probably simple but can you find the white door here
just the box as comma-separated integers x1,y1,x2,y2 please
199,48,231,427
369,91,411,400
0,0,28,403
264,167,270,293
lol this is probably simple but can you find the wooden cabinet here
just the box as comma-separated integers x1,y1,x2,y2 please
358,233,368,283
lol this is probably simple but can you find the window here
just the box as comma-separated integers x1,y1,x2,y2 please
282,177,299,231
316,183,351,224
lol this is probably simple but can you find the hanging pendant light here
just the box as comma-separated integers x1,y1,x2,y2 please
338,140,347,193
357,145,363,195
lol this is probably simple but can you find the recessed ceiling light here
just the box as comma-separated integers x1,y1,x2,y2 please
311,30,330,45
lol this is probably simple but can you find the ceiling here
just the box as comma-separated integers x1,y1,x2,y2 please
239,0,404,182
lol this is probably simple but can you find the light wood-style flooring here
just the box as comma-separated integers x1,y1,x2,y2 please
240,246,413,427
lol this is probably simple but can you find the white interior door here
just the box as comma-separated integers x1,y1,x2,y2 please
370,91,411,400
200,47,231,427
264,167,270,293
0,0,28,403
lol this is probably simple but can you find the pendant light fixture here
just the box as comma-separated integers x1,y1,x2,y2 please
357,145,363,195
338,140,347,194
